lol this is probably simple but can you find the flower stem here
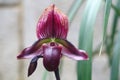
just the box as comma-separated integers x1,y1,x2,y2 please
54,68,60,80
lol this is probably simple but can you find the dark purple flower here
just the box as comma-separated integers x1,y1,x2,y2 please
17,4,88,80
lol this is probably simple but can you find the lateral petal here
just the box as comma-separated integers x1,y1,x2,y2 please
17,38,51,59
55,39,88,60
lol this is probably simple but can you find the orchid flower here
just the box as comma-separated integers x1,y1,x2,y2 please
17,4,88,80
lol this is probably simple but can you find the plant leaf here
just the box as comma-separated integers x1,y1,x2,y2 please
111,30,120,80
67,0,83,22
77,0,102,80
110,0,120,80
99,0,112,56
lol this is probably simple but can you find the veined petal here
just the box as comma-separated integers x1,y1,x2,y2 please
55,38,88,60
43,42,62,71
36,4,68,39
53,5,68,39
17,38,51,59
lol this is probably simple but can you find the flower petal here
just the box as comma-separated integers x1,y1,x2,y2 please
28,56,40,77
17,38,51,59
43,42,62,71
55,38,88,60
36,4,68,39
62,48,88,60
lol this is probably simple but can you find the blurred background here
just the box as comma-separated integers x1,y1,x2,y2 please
0,0,119,80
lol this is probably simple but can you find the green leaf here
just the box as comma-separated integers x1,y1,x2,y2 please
77,0,101,80
99,0,112,56
111,30,120,80
67,0,83,22
111,4,120,16
110,0,120,80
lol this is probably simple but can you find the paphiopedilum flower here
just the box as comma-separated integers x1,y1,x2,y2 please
17,4,88,80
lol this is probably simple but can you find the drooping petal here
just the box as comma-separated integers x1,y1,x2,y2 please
55,38,88,60
43,42,62,71
36,4,68,39
28,56,42,77
17,38,51,59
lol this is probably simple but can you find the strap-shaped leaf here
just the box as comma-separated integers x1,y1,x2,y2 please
111,30,120,80
99,0,112,55
67,0,83,22
77,0,102,80
110,0,120,80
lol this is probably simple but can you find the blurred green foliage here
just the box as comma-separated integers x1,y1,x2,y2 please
68,0,120,80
